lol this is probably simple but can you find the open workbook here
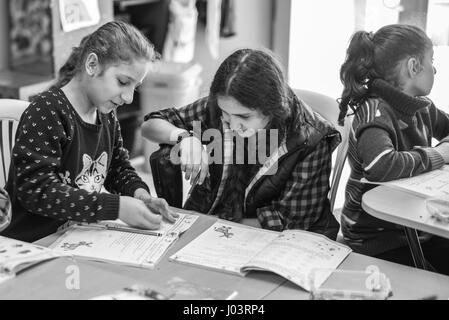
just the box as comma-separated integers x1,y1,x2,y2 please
361,165,449,198
169,221,351,291
49,212,198,269
0,236,65,284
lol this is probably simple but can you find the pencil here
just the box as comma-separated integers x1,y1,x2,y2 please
187,172,201,198
78,223,163,237
105,225,163,237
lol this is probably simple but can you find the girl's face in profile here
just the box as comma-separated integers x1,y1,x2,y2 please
87,58,150,114
217,95,269,137
409,47,436,97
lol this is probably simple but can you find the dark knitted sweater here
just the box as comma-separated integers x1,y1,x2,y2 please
2,87,149,242
341,79,449,255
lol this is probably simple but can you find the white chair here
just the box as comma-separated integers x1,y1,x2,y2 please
0,99,29,187
293,89,352,216
0,99,28,232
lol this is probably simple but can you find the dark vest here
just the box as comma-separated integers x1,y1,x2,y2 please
150,95,341,239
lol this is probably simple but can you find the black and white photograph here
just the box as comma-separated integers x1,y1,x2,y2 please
1,0,449,308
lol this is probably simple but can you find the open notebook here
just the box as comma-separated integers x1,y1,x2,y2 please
0,236,66,284
170,221,351,291
49,212,198,269
361,165,449,198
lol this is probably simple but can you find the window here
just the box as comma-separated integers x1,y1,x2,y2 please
287,0,449,113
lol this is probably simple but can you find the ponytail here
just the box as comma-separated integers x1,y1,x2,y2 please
55,35,89,88
54,21,157,89
338,24,433,125
55,47,81,88
338,31,376,125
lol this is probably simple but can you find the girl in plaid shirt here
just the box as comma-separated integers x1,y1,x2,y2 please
143,49,341,239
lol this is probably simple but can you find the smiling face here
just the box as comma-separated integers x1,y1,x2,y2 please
217,95,270,137
85,56,150,114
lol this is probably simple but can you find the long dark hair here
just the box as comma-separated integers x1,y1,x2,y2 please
55,21,159,88
210,49,292,135
209,49,292,221
338,24,432,125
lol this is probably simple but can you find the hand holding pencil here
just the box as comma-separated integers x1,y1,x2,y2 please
179,135,209,186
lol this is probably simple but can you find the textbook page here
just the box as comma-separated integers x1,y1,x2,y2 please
0,273,14,285
241,230,352,291
361,165,449,198
99,212,199,235
58,212,199,236
0,236,66,277
170,221,279,275
50,227,179,269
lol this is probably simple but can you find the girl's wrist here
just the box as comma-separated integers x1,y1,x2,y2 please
134,188,151,200
170,128,189,145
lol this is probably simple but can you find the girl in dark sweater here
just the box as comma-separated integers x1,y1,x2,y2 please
339,24,449,274
2,21,178,242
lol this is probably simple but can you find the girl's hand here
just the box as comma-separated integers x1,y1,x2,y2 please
118,196,162,229
134,189,179,223
179,136,209,185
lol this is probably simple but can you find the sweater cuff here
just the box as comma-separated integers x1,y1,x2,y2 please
96,193,120,221
415,146,445,170
123,181,151,197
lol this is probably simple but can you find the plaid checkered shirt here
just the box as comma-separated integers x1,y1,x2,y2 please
145,96,337,233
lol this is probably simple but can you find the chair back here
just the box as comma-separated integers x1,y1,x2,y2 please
293,89,351,212
0,99,29,187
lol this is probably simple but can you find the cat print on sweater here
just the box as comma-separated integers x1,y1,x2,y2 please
75,152,108,193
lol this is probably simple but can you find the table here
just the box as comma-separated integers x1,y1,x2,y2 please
362,186,449,270
362,186,449,239
0,213,285,300
1,208,449,300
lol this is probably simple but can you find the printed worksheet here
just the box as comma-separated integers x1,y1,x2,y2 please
362,165,449,198
0,236,65,278
50,227,179,268
170,221,351,291
57,212,199,238
170,222,279,274
100,212,199,236
0,273,14,285
241,230,352,291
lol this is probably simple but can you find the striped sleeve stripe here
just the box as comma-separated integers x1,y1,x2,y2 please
364,149,393,171
406,152,416,177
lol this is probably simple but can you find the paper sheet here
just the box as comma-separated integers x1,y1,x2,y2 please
242,230,351,291
50,213,198,268
0,236,64,275
59,0,100,32
362,165,449,198
50,227,178,268
170,221,351,291
99,212,199,235
170,222,279,274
